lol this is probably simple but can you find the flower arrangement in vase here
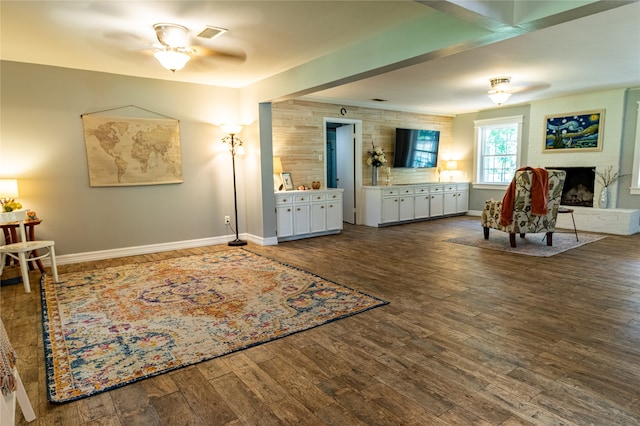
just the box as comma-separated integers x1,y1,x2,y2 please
367,143,387,186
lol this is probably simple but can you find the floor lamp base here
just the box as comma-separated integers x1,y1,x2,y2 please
228,239,247,247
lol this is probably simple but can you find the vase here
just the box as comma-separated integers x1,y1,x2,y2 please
599,186,609,208
372,166,378,186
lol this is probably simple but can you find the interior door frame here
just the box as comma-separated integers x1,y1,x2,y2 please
323,117,363,224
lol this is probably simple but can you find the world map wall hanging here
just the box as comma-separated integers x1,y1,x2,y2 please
81,106,183,187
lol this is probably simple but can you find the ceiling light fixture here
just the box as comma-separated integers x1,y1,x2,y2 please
153,48,191,72
153,23,192,72
488,77,512,105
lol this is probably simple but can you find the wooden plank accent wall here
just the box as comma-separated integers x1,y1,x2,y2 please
272,100,454,188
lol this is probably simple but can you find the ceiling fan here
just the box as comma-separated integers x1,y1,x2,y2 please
152,23,241,72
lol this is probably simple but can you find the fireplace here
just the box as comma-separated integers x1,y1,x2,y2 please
548,167,595,207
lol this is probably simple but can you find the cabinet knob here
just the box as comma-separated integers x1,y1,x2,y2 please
283,199,288,202
297,208,301,211
300,198,305,201
287,208,291,212
329,204,333,208
320,205,324,209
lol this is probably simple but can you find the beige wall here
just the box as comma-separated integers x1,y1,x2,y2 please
272,100,454,188
0,61,268,258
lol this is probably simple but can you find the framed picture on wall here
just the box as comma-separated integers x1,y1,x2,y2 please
543,109,604,152
281,172,294,190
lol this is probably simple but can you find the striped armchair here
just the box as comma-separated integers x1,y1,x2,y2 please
481,169,566,247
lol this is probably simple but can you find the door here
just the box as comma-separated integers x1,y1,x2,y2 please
336,124,356,224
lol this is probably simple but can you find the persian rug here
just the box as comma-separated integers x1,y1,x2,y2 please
445,231,606,257
40,249,387,403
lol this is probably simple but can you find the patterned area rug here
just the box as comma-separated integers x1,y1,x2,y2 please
446,231,606,257
40,249,387,403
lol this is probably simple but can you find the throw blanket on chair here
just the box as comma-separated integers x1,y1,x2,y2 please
500,167,549,226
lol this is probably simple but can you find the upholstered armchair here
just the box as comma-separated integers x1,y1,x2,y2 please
481,169,566,247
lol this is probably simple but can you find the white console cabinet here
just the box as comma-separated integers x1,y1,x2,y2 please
276,189,343,241
363,183,468,227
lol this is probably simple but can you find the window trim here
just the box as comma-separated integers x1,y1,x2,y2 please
473,115,523,186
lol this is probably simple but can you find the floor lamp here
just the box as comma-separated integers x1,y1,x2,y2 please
221,124,247,246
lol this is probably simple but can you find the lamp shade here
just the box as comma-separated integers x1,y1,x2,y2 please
221,124,243,135
445,160,458,171
0,179,19,198
154,49,190,72
488,91,512,105
273,157,283,174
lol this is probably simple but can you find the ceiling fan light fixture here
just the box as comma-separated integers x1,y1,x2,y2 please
488,76,512,105
153,23,189,47
154,49,191,72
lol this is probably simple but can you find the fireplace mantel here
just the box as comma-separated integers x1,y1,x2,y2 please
556,207,640,235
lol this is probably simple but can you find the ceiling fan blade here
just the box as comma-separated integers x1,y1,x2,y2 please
192,46,247,63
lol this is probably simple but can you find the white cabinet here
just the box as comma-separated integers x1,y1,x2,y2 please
444,183,469,215
363,182,468,227
381,188,400,223
414,186,430,219
276,189,343,241
398,187,415,221
275,194,294,238
429,185,445,217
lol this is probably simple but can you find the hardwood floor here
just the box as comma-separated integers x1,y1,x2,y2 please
2,216,639,425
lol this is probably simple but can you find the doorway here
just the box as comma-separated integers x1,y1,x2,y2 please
324,118,362,225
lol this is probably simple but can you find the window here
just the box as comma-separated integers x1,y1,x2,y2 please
474,116,523,185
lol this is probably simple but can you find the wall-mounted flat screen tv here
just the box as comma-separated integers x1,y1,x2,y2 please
393,128,440,168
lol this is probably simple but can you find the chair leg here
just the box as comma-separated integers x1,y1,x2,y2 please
18,252,31,293
509,233,516,248
546,232,553,246
49,246,59,283
519,233,526,238
483,227,489,240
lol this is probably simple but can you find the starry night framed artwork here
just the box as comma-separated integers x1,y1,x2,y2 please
543,109,604,152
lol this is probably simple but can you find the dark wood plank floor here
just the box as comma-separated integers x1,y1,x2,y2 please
2,216,639,425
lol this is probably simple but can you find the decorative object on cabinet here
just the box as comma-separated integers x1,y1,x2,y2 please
281,172,294,190
312,181,321,190
481,168,566,248
543,110,604,151
221,124,247,247
367,143,386,186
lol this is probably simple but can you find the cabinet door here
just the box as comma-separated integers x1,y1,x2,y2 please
310,203,326,233
381,197,399,223
430,194,444,217
444,192,457,215
456,190,469,213
276,205,294,237
414,194,430,219
326,201,343,230
293,204,310,235
399,196,414,221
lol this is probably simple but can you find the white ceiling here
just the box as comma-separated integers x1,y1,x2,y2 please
2,1,639,115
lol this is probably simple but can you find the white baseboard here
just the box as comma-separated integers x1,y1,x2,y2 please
49,233,278,266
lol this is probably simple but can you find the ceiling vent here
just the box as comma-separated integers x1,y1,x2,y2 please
197,26,227,40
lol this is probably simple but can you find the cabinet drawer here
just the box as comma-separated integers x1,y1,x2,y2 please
430,185,444,193
414,186,429,194
327,192,342,201
444,184,457,192
294,194,310,203
311,193,326,202
457,183,469,191
398,187,414,195
275,195,293,205
382,188,399,196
